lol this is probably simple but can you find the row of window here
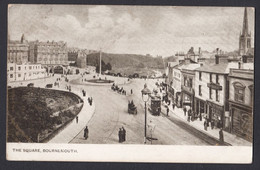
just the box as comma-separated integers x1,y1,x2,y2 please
9,72,45,78
199,72,219,84
198,85,219,102
9,65,42,71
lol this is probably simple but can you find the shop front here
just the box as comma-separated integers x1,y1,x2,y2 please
206,100,224,129
175,92,182,108
182,91,193,109
229,101,253,142
194,98,206,121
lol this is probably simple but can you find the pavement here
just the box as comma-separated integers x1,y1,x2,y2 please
160,101,252,146
48,88,95,143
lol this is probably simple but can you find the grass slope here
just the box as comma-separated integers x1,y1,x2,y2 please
7,87,82,143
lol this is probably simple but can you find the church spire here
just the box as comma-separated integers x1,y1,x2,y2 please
242,7,249,36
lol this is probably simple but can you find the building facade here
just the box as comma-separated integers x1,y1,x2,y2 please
228,67,253,142
7,63,47,82
181,63,201,109
30,41,68,65
194,56,239,131
7,35,29,64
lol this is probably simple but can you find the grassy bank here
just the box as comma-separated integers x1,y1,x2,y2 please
7,87,83,143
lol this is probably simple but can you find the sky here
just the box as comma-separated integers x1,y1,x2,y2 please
8,5,255,57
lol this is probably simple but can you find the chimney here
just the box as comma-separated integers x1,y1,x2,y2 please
198,47,201,55
185,58,191,64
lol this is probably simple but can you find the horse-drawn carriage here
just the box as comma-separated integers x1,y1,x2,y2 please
128,101,137,115
148,95,161,116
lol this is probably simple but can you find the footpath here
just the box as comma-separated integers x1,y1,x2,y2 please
160,102,252,146
48,79,95,143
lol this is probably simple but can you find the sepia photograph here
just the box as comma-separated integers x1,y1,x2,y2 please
6,4,254,163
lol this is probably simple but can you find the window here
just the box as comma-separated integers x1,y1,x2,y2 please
199,85,202,96
209,87,212,99
10,67,14,71
29,66,32,70
18,74,21,77
233,82,245,103
199,72,202,81
216,90,219,102
10,74,13,78
189,78,193,88
184,76,187,86
210,73,212,82
18,66,21,71
216,74,219,84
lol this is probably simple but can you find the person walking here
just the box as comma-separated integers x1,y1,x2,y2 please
131,89,133,95
183,107,187,116
84,126,89,140
211,121,215,130
118,128,122,143
166,105,169,117
204,120,208,131
187,109,191,122
172,103,175,110
122,126,126,142
76,116,78,124
219,128,224,144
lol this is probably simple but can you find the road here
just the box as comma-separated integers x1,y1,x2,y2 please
70,76,212,145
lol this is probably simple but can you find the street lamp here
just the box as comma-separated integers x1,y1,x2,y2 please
141,83,151,144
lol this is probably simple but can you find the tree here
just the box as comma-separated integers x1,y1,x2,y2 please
106,62,112,70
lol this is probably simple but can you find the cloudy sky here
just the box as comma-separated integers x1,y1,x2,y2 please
8,5,255,57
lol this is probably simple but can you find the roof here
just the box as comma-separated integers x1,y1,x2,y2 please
181,63,201,71
195,63,239,74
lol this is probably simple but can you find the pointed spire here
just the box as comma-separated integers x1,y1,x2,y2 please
242,7,249,36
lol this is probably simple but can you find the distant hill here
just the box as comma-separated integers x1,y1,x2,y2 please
86,52,166,75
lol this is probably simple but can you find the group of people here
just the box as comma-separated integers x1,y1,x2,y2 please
118,127,126,143
183,106,199,122
88,97,93,106
65,85,71,92
111,84,126,95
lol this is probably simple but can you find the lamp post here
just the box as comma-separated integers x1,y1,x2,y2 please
141,83,151,144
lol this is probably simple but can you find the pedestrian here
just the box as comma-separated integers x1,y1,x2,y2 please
166,106,169,116
188,109,191,122
172,103,175,110
118,128,122,143
211,121,215,130
183,106,187,116
168,100,171,106
84,126,89,140
219,128,224,144
204,120,208,131
122,126,126,142
76,116,78,123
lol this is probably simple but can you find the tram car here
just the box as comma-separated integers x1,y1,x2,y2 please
148,95,161,116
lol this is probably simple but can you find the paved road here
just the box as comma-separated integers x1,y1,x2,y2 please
70,77,212,145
